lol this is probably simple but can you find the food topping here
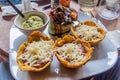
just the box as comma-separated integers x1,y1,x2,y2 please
75,24,103,41
18,39,53,67
54,41,86,64
50,6,77,25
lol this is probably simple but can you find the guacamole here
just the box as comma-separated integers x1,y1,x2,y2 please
22,16,44,30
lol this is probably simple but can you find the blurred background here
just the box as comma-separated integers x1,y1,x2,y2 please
0,0,21,6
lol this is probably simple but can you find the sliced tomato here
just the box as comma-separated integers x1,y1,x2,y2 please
61,0,71,7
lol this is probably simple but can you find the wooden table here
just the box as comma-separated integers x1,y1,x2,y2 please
0,0,119,61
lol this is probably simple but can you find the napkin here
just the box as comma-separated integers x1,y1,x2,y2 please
1,4,22,16
1,2,38,17
107,30,120,48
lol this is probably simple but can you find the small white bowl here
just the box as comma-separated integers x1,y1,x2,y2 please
14,10,49,35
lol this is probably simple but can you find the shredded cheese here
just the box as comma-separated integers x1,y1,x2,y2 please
18,39,54,67
75,25,103,41
54,42,86,64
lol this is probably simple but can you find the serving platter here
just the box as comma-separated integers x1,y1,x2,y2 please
9,11,118,80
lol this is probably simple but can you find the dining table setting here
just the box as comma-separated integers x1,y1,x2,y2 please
0,0,120,80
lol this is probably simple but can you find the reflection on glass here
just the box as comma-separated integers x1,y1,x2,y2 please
98,0,120,20
78,0,98,12
78,0,99,20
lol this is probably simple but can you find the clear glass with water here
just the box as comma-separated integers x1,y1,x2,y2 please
98,0,120,20
78,0,99,12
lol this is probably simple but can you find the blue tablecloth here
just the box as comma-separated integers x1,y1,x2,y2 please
0,0,21,6
0,62,14,80
0,57,120,80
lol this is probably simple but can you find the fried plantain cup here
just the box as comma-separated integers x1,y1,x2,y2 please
54,35,94,68
71,20,107,45
17,31,54,72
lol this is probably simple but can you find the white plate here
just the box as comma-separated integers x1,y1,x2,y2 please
9,12,118,80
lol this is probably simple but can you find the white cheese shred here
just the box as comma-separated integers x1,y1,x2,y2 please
54,42,86,64
18,39,53,67
75,25,103,41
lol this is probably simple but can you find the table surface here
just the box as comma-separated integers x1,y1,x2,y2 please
0,0,120,62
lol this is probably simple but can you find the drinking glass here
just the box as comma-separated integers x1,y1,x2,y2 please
78,0,99,18
98,0,120,20
78,0,99,12
22,0,32,12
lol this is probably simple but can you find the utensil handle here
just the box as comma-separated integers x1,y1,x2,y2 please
6,0,25,18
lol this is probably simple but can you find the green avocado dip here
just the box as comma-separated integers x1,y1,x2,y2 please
22,16,44,30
